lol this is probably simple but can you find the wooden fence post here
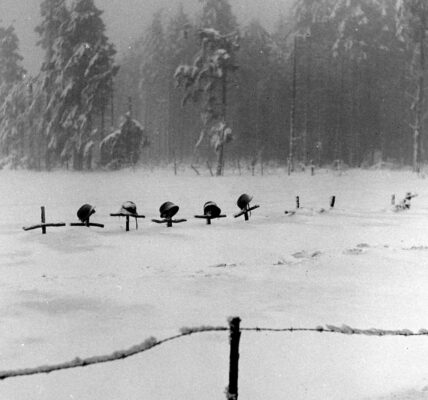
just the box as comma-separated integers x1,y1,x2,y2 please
41,206,46,234
226,317,241,400
296,196,300,209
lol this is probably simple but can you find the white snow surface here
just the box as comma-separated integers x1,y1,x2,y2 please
1,168,428,400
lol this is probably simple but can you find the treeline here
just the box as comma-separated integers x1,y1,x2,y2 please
0,0,426,171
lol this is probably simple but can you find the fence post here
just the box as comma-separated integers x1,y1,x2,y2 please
41,206,46,234
226,317,241,400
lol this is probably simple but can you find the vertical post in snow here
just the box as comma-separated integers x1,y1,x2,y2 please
330,196,336,208
296,196,300,209
227,317,241,400
41,206,46,235
391,194,395,206
126,216,130,232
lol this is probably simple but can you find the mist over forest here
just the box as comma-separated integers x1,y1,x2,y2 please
0,0,425,175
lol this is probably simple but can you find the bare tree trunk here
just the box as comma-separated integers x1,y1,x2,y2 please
413,16,425,173
288,36,298,175
216,71,227,176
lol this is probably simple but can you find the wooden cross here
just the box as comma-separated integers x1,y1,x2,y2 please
110,213,145,231
23,206,66,234
70,216,104,228
151,217,187,228
194,214,227,225
233,205,260,221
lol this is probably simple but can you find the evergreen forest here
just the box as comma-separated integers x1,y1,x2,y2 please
0,0,427,174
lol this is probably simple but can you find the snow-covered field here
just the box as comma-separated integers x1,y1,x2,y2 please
2,167,428,400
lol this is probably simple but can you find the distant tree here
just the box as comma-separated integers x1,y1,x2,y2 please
175,0,239,176
198,0,238,33
0,25,26,88
100,112,149,169
237,20,281,170
165,4,199,162
397,0,428,172
138,10,169,161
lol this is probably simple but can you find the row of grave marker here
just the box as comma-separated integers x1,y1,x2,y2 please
23,194,337,234
24,192,416,234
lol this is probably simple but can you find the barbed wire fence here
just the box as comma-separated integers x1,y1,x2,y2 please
2,317,428,399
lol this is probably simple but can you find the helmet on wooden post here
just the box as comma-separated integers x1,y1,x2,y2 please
159,202,179,219
118,201,138,216
203,201,221,218
237,194,252,210
77,204,95,223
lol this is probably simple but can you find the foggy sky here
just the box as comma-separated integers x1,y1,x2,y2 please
0,0,292,76
0,0,292,74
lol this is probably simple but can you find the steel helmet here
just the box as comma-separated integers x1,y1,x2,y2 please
237,194,252,210
159,201,179,219
77,204,95,222
118,201,138,216
203,201,221,218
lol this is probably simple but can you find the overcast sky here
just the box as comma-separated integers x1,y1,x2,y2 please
0,0,292,75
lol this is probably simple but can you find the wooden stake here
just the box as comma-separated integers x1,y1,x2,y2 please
227,317,241,400
296,196,300,209
330,195,336,208
391,194,395,206
126,216,130,232
41,206,46,234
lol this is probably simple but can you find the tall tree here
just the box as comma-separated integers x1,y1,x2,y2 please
0,25,26,88
139,10,169,161
42,0,118,170
0,24,27,168
397,0,428,172
175,0,239,175
34,0,70,169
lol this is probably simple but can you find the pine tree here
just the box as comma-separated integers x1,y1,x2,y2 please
175,0,239,176
0,25,26,88
165,4,198,162
0,24,27,168
41,0,118,170
139,10,169,162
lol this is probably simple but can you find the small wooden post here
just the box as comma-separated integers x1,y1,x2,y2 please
207,218,212,225
330,195,336,208
41,206,46,234
227,317,241,400
311,165,315,176
296,196,300,209
391,194,395,206
244,211,249,221
125,216,130,232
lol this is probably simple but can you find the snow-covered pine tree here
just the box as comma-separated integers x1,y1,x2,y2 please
175,0,239,176
165,5,199,162
41,0,118,170
34,0,70,169
0,24,28,168
0,25,26,88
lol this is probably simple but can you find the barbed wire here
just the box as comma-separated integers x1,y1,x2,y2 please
1,323,428,381
242,325,428,336
0,326,227,381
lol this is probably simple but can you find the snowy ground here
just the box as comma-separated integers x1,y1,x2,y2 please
1,167,428,400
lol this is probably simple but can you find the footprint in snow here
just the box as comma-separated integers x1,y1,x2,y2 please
209,263,237,268
292,250,322,259
344,248,364,255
